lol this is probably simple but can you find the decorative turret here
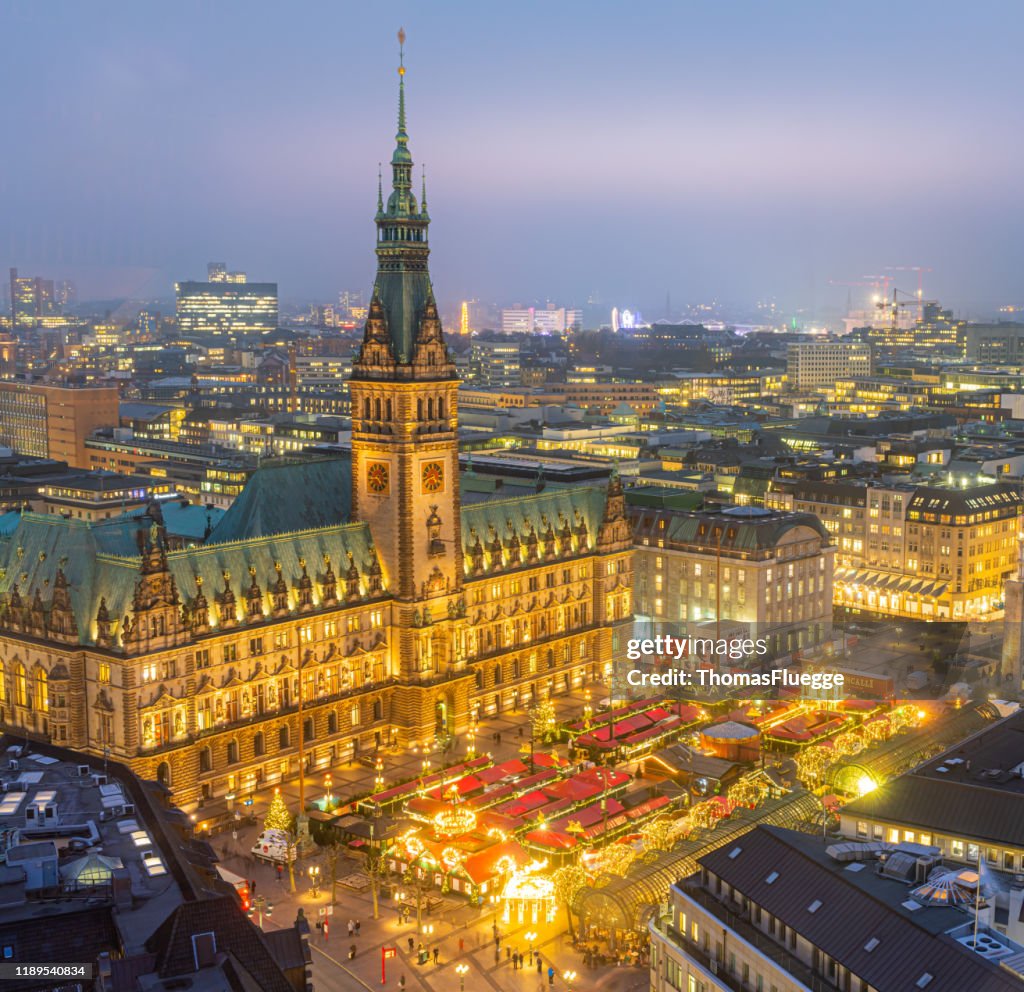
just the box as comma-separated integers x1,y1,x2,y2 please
216,570,237,628
345,552,361,602
321,554,338,605
96,596,114,647
48,566,78,641
271,562,288,616
366,545,383,595
598,466,632,549
296,558,314,611
246,566,264,620
190,577,209,633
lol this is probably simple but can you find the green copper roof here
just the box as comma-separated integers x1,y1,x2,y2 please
369,49,434,365
208,457,350,544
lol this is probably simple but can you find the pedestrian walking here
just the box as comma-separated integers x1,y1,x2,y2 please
399,977,406,991
355,920,361,936
506,947,511,961
323,919,330,943
250,880,256,896
513,954,518,971
537,957,542,974
276,864,283,884
407,937,415,954
494,948,500,965
432,947,439,965
347,919,354,938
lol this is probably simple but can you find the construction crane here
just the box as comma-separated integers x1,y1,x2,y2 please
885,265,933,299
875,288,939,336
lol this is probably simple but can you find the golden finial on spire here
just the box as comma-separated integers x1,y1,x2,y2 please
398,27,406,76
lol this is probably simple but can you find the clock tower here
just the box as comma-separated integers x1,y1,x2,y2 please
350,37,462,615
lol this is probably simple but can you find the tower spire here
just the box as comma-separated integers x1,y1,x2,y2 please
396,27,408,152
377,164,383,213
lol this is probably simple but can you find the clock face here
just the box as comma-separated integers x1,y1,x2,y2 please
367,462,390,494
421,461,444,494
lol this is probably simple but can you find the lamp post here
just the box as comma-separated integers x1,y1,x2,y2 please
455,963,468,992
308,864,321,897
525,931,537,962
375,757,385,792
249,895,273,929
324,774,333,808
563,970,577,991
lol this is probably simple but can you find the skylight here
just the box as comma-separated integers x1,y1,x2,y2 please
864,938,879,952
765,871,779,884
728,847,742,859
916,974,933,988
807,900,822,913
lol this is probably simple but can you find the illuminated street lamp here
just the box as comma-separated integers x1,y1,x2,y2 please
455,963,468,992
525,931,537,961
308,864,321,897
248,895,273,928
375,757,385,791
563,970,577,990
324,774,334,806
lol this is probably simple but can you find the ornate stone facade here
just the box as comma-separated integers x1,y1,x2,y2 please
0,54,633,811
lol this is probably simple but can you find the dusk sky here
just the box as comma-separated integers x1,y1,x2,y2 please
2,1,1022,317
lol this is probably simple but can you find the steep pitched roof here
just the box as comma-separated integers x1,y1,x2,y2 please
145,895,294,992
209,456,351,544
699,826,1023,992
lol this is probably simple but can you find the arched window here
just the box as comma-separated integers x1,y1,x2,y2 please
547,649,555,670
438,397,445,420
386,399,392,421
363,398,370,419
417,399,424,421
0,660,6,703
327,710,338,735
475,669,483,691
373,699,383,721
493,664,503,686
512,659,520,680
374,398,382,420
157,762,171,787
427,397,434,420
14,663,27,708
199,747,212,772
279,725,290,749
303,717,314,742
226,740,239,765
35,669,48,712
253,731,265,757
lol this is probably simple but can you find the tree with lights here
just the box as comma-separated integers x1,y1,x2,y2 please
796,745,834,786
728,776,768,809
689,800,724,831
264,789,293,833
530,699,558,743
552,863,588,936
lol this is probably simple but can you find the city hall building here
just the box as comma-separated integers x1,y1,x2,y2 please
0,60,633,810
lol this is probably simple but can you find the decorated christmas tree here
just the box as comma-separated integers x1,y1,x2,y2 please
264,789,293,833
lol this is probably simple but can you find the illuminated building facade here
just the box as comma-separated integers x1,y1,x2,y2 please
175,264,278,340
629,497,834,652
0,53,633,810
0,380,120,468
786,341,872,389
773,479,1022,619
8,268,57,327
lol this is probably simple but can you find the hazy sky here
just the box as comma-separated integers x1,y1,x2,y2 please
2,1,1022,317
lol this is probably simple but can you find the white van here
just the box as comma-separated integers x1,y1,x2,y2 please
251,828,296,863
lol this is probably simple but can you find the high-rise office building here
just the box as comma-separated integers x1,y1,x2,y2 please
9,268,57,327
175,264,277,339
786,340,872,389
0,381,120,468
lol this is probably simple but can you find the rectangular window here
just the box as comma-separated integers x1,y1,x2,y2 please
98,663,111,684
856,820,868,838
195,649,210,669
222,644,237,664
951,840,965,858
249,638,263,657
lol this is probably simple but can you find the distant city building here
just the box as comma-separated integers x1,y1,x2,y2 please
8,267,57,327
468,337,521,386
0,332,14,377
0,380,120,468
961,322,1024,362
786,340,872,389
501,306,581,334
175,264,277,339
